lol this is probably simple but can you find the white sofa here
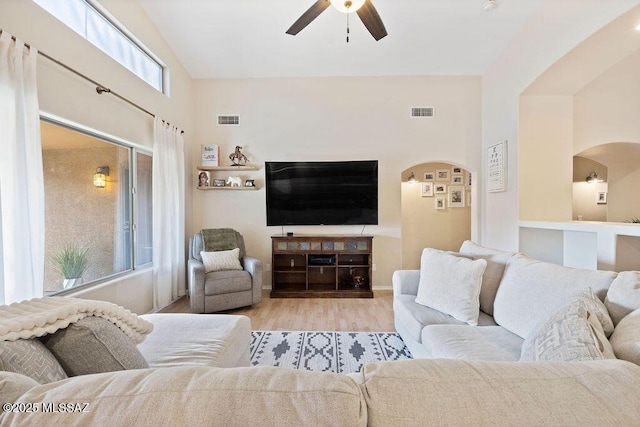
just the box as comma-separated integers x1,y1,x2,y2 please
393,241,640,364
2,265,640,425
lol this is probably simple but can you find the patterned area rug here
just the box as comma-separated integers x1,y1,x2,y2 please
250,331,412,374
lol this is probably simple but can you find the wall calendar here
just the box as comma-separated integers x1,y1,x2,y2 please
487,140,507,192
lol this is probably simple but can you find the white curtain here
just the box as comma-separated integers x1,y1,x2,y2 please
0,32,44,305
152,117,185,309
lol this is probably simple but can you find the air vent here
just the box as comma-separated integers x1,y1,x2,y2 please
411,107,435,118
217,115,240,126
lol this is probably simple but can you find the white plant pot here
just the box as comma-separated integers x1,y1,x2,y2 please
63,278,83,289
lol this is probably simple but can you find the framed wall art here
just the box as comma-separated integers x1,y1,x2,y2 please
421,182,434,197
424,171,435,181
435,197,446,210
449,186,465,208
434,184,447,194
436,169,450,182
487,140,507,192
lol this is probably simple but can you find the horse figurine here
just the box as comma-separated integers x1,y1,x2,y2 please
229,146,249,166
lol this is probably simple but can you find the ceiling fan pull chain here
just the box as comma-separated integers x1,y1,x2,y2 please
346,13,350,43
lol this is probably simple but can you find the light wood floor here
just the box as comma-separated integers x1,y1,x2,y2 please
159,290,396,332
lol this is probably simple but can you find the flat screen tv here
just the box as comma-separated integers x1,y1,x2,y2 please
265,160,378,226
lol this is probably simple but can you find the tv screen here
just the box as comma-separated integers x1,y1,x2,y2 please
265,160,378,226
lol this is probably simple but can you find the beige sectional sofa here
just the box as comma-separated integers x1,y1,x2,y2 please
2,244,640,426
393,241,640,365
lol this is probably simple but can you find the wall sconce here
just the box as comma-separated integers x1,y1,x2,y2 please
407,172,417,184
93,166,109,188
585,171,603,184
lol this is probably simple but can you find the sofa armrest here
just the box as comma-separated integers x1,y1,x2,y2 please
392,270,420,297
243,256,263,303
187,259,206,313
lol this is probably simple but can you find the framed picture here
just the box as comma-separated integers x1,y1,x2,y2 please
434,184,447,194
213,178,226,187
435,197,446,210
487,140,507,192
466,172,472,188
421,182,434,197
452,175,463,184
436,169,450,181
197,171,210,187
449,186,465,208
424,171,435,181
451,166,463,176
597,191,607,204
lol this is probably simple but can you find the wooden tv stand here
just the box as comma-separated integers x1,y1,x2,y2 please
271,235,373,298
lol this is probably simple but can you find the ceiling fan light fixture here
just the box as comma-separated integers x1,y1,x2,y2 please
330,0,366,14
482,0,497,12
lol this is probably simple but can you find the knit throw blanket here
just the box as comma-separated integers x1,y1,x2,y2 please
201,228,239,252
0,297,154,343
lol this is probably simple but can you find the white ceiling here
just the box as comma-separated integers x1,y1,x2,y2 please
135,0,544,79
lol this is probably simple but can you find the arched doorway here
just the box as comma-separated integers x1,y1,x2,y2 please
400,162,473,269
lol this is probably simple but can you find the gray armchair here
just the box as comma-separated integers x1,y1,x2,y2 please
187,229,262,313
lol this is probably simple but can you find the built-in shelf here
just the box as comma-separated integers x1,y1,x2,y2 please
197,165,258,171
196,164,259,190
196,186,257,191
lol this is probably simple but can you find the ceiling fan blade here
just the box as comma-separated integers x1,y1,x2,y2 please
286,0,331,35
356,0,388,41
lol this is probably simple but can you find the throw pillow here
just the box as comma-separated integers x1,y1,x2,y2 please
415,248,487,326
609,308,640,366
0,339,67,384
575,289,614,338
200,248,243,273
605,271,640,326
42,316,149,376
520,299,614,362
458,240,516,316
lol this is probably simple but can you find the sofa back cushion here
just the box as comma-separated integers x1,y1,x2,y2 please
459,240,516,316
609,308,640,366
415,248,487,326
605,271,640,326
1,365,366,426
493,254,617,339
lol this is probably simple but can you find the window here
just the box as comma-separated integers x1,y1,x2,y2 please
41,119,152,294
33,0,165,92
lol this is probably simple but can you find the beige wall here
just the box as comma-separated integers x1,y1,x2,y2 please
191,76,481,288
518,96,574,222
0,0,193,313
401,163,471,269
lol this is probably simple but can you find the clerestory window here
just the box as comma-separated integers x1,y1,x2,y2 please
33,0,165,93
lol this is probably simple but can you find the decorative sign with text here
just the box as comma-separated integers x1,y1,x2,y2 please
487,140,507,192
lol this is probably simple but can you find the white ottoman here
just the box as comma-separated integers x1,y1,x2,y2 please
138,313,251,368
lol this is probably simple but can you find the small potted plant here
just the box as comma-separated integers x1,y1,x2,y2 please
52,244,90,289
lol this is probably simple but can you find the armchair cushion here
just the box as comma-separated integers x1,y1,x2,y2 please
201,248,243,273
205,270,252,295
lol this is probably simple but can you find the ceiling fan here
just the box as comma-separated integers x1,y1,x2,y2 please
286,0,388,41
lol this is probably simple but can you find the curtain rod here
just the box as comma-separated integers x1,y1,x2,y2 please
3,30,184,134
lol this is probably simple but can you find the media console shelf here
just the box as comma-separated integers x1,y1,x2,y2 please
271,235,373,298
